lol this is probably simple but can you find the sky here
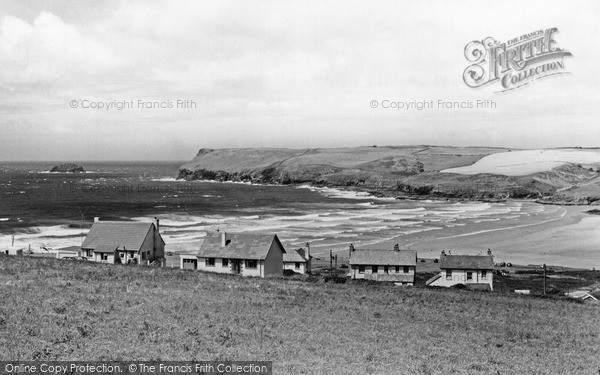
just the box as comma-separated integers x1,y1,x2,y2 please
0,0,598,161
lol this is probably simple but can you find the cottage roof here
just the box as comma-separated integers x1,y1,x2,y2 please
56,246,82,253
197,232,285,260
283,248,308,263
349,249,417,266
93,244,118,253
440,255,494,270
81,221,163,251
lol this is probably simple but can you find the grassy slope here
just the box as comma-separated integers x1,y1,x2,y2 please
1,255,599,374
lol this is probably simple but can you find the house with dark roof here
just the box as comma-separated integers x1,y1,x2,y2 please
184,231,286,278
348,244,417,285
426,250,494,290
283,242,311,274
81,217,165,265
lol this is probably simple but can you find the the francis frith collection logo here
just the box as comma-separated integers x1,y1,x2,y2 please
463,28,572,92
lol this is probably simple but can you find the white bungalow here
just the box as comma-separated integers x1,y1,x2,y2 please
81,217,165,265
2,248,23,257
184,231,286,278
426,250,494,290
283,243,311,274
348,244,417,285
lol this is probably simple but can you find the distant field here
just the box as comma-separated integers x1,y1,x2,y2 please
443,149,600,176
1,255,599,374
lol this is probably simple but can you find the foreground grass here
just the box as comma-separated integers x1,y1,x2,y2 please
1,255,599,374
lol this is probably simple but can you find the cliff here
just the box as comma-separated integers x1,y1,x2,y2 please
178,146,600,204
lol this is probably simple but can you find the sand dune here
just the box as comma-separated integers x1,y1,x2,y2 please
442,149,600,176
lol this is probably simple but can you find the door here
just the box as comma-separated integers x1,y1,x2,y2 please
232,259,241,274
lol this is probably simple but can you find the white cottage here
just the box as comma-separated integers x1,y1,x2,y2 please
2,248,23,257
184,231,286,278
348,244,417,285
426,250,494,290
283,243,311,274
81,217,165,265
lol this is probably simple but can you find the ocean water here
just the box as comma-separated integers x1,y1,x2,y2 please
0,161,563,261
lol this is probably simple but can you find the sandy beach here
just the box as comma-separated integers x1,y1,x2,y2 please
394,204,600,269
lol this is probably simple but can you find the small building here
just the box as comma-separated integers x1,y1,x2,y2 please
348,243,417,285
2,248,23,257
283,242,311,274
426,250,494,290
81,217,165,265
54,246,81,259
188,231,286,278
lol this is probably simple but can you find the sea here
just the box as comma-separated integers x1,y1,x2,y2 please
0,161,576,264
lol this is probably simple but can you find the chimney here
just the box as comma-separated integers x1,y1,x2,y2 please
221,232,227,248
441,249,446,257
394,244,400,252
94,217,100,222
305,242,310,260
349,243,355,259
487,249,492,256
154,217,160,233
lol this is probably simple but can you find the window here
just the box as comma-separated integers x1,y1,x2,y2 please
245,259,257,268
384,266,388,274
206,258,215,266
372,265,378,273
446,270,452,280
222,258,229,267
395,266,400,273
481,270,487,279
295,262,300,269
101,253,108,261
141,252,146,260
120,253,125,258
404,266,410,274
358,266,365,274
467,271,473,281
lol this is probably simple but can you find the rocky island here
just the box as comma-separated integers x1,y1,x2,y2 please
49,163,86,173
178,146,600,205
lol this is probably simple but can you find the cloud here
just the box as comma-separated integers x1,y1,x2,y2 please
0,12,119,86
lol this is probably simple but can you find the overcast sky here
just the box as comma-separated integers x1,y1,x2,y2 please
0,0,598,161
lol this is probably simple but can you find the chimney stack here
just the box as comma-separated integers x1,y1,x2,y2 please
394,244,400,252
154,217,160,233
349,243,355,259
487,248,492,256
94,217,100,222
221,232,227,248
441,249,446,257
305,242,310,260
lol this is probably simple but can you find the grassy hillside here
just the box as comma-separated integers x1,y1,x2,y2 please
178,146,600,204
1,255,599,374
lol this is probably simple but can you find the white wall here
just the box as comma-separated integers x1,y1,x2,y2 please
198,257,235,275
429,269,493,290
350,265,415,282
283,261,307,274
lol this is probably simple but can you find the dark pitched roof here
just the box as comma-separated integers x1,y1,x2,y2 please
81,221,164,251
197,232,285,260
283,248,308,263
440,255,494,270
349,249,417,266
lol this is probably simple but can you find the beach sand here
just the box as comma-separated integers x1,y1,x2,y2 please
395,205,600,269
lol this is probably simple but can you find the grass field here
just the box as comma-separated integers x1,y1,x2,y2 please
1,254,599,374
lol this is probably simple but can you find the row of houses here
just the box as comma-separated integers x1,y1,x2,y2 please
3,217,494,290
